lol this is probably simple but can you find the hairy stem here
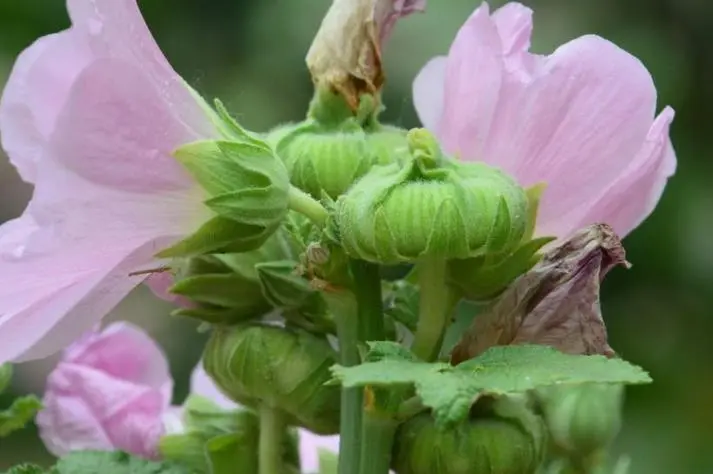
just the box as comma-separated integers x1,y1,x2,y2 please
258,405,285,474
288,186,328,227
411,258,459,361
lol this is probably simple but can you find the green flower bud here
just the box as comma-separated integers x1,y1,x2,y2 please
169,227,301,325
536,384,623,458
332,129,529,264
393,397,546,474
275,121,406,200
202,324,341,434
158,136,290,258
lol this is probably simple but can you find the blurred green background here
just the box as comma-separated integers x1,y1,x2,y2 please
0,0,710,472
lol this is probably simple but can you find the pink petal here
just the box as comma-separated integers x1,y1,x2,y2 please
0,31,92,183
486,35,657,239
574,107,676,236
37,362,167,459
66,0,216,139
413,2,668,240
62,322,172,395
51,58,204,192
412,56,446,131
437,3,503,160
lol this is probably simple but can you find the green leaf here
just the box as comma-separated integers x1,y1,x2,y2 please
2,465,53,474
332,344,651,426
0,363,12,394
54,451,196,474
0,395,42,437
384,281,420,333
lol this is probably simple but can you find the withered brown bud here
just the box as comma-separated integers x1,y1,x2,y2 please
306,0,425,110
451,224,629,365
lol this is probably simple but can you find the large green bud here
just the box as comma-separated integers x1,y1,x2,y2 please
168,225,302,325
393,397,546,474
202,324,341,434
332,129,529,264
272,90,408,200
536,384,624,458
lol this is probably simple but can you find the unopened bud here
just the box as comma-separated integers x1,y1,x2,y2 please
332,128,529,264
393,397,545,474
202,324,341,434
536,384,624,458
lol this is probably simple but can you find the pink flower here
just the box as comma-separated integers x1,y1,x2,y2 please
0,0,217,363
412,2,676,240
38,322,339,471
37,322,174,459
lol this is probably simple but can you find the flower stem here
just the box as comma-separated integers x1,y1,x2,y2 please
259,404,285,474
349,259,385,342
359,411,398,474
288,186,328,227
326,291,363,474
411,258,459,362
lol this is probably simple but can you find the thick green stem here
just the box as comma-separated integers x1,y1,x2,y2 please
259,405,285,474
288,186,328,227
327,291,363,474
359,412,398,474
349,259,385,342
411,258,458,362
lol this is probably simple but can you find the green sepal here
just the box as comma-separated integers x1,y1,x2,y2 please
170,274,270,314
162,137,290,258
448,236,555,302
0,395,42,437
1,465,51,474
156,216,267,258
255,260,332,333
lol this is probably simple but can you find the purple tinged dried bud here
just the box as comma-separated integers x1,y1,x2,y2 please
451,224,629,364
306,0,426,110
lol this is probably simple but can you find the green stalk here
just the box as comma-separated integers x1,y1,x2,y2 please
349,259,385,341
326,291,363,474
259,405,285,474
359,413,398,474
411,258,459,362
288,186,328,227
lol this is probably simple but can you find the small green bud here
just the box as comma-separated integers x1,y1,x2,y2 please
536,384,623,458
159,137,290,258
169,227,302,325
332,129,529,264
275,121,406,200
393,397,546,474
202,324,341,434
